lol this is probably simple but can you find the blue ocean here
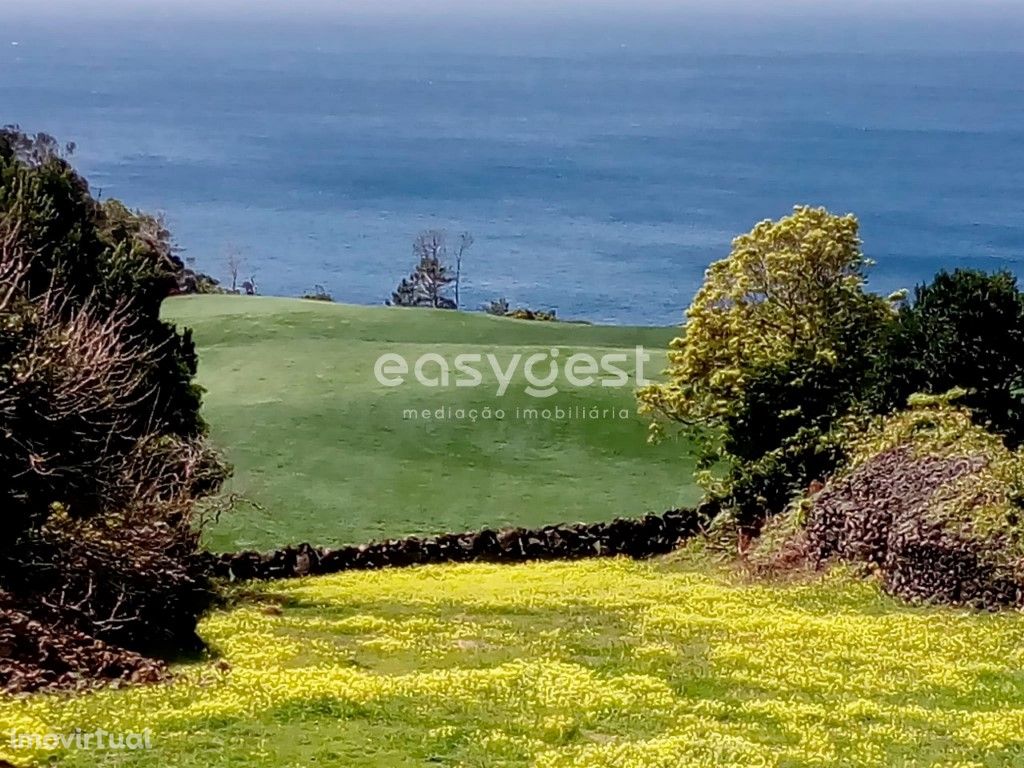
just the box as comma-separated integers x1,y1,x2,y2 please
2,10,1023,324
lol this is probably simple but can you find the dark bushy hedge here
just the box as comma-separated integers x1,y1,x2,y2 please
0,127,229,684
708,351,877,531
0,128,225,537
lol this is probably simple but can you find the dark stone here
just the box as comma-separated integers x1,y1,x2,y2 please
201,507,712,583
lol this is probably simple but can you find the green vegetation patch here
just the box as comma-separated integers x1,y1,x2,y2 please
4,558,1024,767
163,296,699,551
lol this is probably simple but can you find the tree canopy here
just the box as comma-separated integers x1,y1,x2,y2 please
638,205,891,429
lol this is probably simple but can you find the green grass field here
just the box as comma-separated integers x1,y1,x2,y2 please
5,557,1024,767
163,296,699,551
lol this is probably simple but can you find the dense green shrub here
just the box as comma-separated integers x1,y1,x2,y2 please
705,355,866,529
0,127,229,662
879,269,1024,446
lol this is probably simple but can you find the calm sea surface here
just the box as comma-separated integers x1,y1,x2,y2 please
2,16,1023,324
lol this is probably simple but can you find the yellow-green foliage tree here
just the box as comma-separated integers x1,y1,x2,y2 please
639,206,895,525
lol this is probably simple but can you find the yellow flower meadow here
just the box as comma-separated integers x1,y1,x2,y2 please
2,558,1024,766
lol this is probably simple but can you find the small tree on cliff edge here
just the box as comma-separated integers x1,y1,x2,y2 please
454,231,472,309
388,229,472,309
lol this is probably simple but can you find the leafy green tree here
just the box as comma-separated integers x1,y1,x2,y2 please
639,206,895,526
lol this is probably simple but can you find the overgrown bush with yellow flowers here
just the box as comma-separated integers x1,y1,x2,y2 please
639,207,1024,543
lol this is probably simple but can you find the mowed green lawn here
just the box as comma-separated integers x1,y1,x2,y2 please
163,296,699,551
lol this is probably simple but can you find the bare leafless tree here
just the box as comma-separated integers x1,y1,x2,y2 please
454,232,473,310
413,230,446,263
224,246,244,293
410,230,455,309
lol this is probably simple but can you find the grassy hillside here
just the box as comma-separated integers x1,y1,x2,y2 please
163,296,699,551
7,558,1024,767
